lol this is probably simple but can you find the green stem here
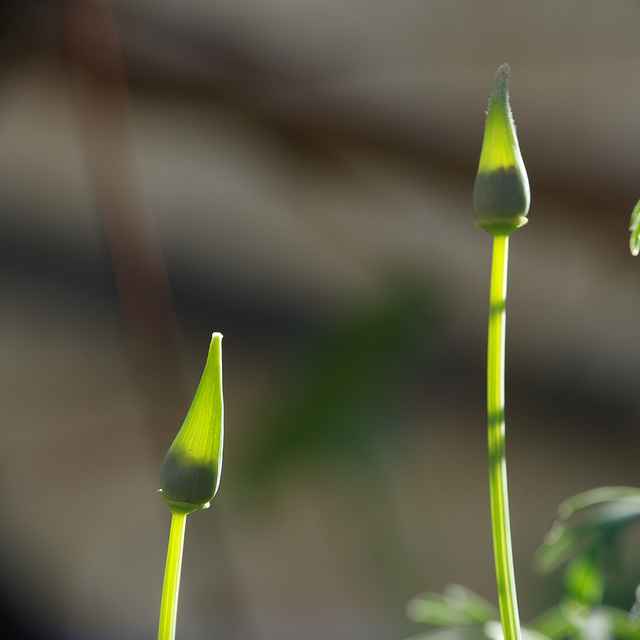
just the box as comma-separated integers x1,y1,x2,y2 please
487,234,521,640
158,512,188,640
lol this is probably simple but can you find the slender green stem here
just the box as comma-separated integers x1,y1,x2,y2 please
487,234,521,640
158,512,188,640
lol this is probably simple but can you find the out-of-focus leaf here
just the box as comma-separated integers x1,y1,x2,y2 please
236,277,441,496
520,628,555,640
563,552,605,607
483,622,550,640
407,585,498,628
533,487,640,575
444,585,500,626
529,605,575,640
534,522,593,575
557,488,640,522
407,585,551,640
557,601,640,640
570,607,612,640
603,605,640,640
407,595,484,629
406,628,487,640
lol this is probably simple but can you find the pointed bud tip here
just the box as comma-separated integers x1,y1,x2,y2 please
492,64,511,100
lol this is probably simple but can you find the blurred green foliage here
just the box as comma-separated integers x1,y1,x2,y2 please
236,275,443,495
408,487,640,640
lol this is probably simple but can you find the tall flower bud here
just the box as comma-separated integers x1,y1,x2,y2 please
630,200,640,256
159,333,224,515
473,64,530,236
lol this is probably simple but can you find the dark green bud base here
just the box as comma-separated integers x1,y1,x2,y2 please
159,455,219,515
474,167,530,237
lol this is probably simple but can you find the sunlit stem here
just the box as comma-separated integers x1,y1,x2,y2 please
158,512,188,640
487,234,521,640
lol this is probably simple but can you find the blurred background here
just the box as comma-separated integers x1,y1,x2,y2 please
2,0,640,638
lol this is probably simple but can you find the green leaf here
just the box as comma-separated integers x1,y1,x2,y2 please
529,605,575,640
552,602,640,640
407,585,498,628
406,628,487,640
236,280,436,497
557,487,640,521
533,487,640,575
486,623,550,640
564,552,605,607
602,605,640,640
406,586,554,640
529,602,640,640
445,585,501,626
159,333,224,515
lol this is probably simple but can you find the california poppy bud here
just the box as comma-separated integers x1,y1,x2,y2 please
630,200,640,256
473,64,530,236
159,333,224,515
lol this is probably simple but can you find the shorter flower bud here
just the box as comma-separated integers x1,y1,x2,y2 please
630,199,640,256
159,333,224,515
473,64,530,236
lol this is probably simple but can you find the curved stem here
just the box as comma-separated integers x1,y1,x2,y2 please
158,512,188,640
487,234,521,640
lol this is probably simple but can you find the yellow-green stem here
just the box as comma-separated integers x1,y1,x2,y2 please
487,234,521,640
158,512,187,640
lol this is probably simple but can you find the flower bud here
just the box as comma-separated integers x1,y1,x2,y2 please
159,333,224,515
630,199,640,256
473,64,530,236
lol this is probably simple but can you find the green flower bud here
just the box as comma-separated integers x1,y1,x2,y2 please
630,199,640,256
473,64,530,236
159,333,224,515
